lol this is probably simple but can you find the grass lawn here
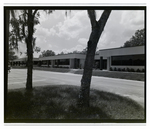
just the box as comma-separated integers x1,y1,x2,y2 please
74,70,145,81
6,85,145,121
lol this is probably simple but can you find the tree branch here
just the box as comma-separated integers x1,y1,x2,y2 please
98,10,111,28
33,9,38,16
10,10,16,19
87,10,97,29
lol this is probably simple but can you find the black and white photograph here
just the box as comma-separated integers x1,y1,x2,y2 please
3,3,146,125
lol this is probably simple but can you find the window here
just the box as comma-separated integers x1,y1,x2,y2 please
111,54,145,66
56,59,69,65
42,61,48,65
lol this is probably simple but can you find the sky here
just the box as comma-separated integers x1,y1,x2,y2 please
16,10,144,58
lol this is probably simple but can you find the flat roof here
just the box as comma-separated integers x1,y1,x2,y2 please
98,45,144,57
39,53,86,60
98,45,144,51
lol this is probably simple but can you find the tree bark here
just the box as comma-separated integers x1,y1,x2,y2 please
78,10,111,107
26,10,34,89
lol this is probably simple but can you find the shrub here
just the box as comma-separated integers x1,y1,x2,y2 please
130,68,135,72
141,69,145,72
121,68,126,71
136,69,141,72
118,68,121,71
114,67,117,71
126,68,130,72
110,67,113,71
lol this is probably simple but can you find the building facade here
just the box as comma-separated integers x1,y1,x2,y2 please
99,45,145,70
10,57,39,67
10,46,145,71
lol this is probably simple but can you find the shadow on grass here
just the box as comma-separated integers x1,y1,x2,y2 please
6,85,145,120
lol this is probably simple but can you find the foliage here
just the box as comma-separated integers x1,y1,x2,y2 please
39,50,55,57
80,47,87,54
142,69,145,72
58,47,99,55
109,67,144,73
123,28,145,47
9,10,40,51
34,46,41,53
8,47,18,62
121,68,126,71
59,51,65,55
109,67,113,71
114,67,117,71
9,10,54,89
130,68,135,72
136,69,141,72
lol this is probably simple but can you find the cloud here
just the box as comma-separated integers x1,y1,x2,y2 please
15,10,144,58
49,27,57,36
60,44,85,54
70,44,85,52
56,10,89,39
35,25,56,37
120,10,144,27
38,10,65,28
97,10,144,50
78,38,88,45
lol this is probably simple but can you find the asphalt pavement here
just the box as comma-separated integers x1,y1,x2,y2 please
8,69,145,107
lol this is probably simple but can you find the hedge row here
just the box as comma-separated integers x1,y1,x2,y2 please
109,67,145,72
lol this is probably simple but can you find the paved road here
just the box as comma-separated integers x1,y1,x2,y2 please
8,69,145,107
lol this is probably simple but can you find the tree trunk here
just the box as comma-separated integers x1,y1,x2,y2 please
78,27,101,107
78,10,111,107
26,10,34,89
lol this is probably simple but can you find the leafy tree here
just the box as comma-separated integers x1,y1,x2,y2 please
78,10,111,107
9,10,39,89
9,9,53,89
80,47,87,54
39,50,55,57
60,51,65,55
123,28,145,47
72,50,79,54
9,9,70,90
34,46,41,53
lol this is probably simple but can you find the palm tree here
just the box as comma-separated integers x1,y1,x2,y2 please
78,10,111,107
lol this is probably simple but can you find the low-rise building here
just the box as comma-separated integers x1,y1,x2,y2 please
10,45,145,71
